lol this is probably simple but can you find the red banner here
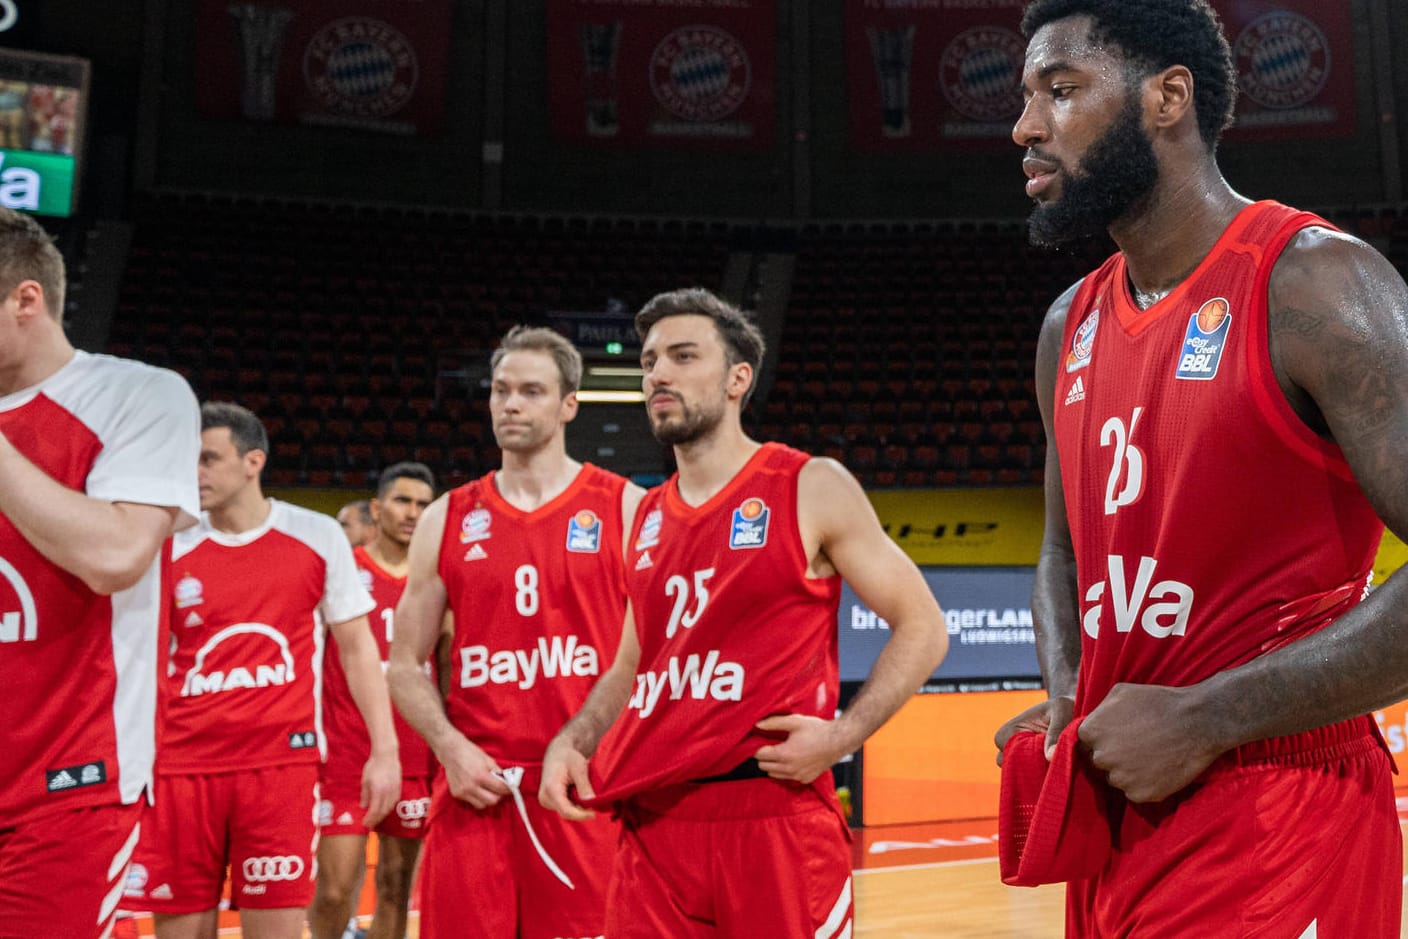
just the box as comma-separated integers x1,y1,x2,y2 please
1214,0,1357,141
845,0,1026,152
193,0,453,135
547,0,776,151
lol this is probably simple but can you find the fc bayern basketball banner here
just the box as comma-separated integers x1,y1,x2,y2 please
193,0,453,135
846,0,1025,152
547,0,776,150
1213,0,1357,141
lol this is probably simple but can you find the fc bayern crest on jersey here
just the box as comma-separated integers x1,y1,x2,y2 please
566,510,603,553
1067,307,1099,373
174,574,204,609
1234,12,1330,111
650,26,751,123
729,498,770,550
459,507,492,544
1176,298,1233,381
939,27,1024,123
304,18,419,119
636,508,663,550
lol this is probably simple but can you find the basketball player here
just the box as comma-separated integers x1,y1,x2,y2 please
388,326,642,939
123,402,401,939
540,289,948,939
338,499,374,547
0,207,199,939
994,1,1408,934
310,462,437,939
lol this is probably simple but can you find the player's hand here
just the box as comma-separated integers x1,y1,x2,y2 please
539,736,596,821
439,735,511,809
994,695,1074,765
1078,682,1224,803
753,714,848,785
360,749,401,828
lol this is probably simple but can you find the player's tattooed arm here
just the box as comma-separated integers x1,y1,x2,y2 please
1195,228,1408,744
996,280,1082,763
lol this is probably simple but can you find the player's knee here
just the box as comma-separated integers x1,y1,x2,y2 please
373,852,415,903
310,874,358,914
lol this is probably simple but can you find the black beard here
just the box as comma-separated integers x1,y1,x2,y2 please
1028,95,1159,248
648,396,723,446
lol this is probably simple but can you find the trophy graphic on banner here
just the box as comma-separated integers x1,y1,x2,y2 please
867,24,915,138
228,4,294,122
582,22,621,137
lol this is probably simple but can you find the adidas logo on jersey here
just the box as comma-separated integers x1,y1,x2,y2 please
464,543,488,562
46,760,105,792
1064,376,1086,406
47,770,76,790
150,884,174,900
337,812,355,825
184,611,203,628
635,551,653,570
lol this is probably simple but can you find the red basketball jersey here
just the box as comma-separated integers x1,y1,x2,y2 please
589,443,843,804
161,500,375,773
437,464,629,765
0,352,199,827
322,547,435,781
1053,201,1383,715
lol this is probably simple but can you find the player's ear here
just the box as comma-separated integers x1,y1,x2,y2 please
560,391,579,423
245,447,268,478
726,361,753,402
1149,65,1193,131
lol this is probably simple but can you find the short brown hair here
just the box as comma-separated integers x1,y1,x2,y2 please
201,401,269,456
635,288,766,406
0,207,65,319
491,325,583,396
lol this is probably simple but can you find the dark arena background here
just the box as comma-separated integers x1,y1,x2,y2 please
10,0,1408,934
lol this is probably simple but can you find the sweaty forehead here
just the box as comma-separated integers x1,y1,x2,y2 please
1024,15,1123,78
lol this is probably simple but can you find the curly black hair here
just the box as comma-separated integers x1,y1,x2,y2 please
1021,0,1236,151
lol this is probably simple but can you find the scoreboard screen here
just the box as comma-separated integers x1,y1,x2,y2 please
0,48,88,217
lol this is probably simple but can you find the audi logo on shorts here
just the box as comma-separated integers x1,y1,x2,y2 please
242,856,306,882
396,797,431,822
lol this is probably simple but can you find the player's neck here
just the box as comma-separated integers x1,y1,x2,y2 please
1,329,74,397
495,447,583,512
672,423,761,508
1111,167,1249,304
364,536,409,575
207,489,271,535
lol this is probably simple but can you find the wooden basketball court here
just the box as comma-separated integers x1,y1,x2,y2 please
118,806,1408,938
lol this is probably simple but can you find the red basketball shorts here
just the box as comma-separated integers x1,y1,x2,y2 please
318,772,432,840
418,766,617,939
0,801,141,939
1066,720,1401,938
608,775,854,939
122,764,320,914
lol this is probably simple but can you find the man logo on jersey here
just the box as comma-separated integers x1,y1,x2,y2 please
566,510,603,553
174,574,204,609
459,506,492,544
730,498,770,550
1176,298,1232,381
0,557,37,643
1067,307,1099,373
636,508,663,550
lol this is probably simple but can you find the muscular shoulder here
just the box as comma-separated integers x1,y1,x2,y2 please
1268,227,1408,391
45,352,197,438
798,456,870,533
